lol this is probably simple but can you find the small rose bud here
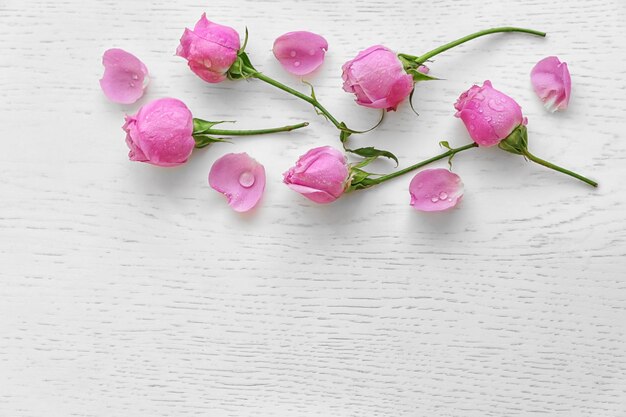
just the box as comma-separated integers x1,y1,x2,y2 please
273,31,328,76
176,13,241,83
409,169,464,212
99,48,149,104
454,80,525,147
283,146,349,204
123,98,195,167
342,45,414,111
209,153,266,212
531,56,571,112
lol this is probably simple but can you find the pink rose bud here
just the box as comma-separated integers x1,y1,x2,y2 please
454,80,525,147
99,48,149,104
123,98,195,167
273,31,328,76
209,153,266,212
342,45,414,111
176,13,241,83
283,146,349,204
409,169,464,212
531,56,571,112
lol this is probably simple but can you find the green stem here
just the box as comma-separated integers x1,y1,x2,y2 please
370,143,478,186
413,27,546,63
251,72,343,130
203,122,309,136
523,151,598,187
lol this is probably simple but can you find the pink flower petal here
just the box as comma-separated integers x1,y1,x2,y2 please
209,153,266,212
409,169,464,212
100,49,149,104
530,56,571,112
273,31,328,76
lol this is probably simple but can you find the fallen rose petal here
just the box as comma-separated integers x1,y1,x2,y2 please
409,168,464,212
209,153,266,212
100,48,149,104
273,31,328,76
531,56,571,112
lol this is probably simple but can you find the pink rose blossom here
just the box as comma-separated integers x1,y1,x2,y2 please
454,80,525,147
99,48,149,104
123,98,195,167
342,45,414,111
531,56,571,112
209,153,266,212
176,13,240,83
273,31,328,76
283,146,348,204
409,169,464,212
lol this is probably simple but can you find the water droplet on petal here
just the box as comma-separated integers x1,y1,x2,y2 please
431,196,439,203
294,61,301,67
447,198,453,202
439,191,448,200
132,74,139,80
417,182,423,188
129,82,135,87
239,171,255,188
470,114,476,120
203,59,212,68
309,49,316,56
488,98,505,112
290,50,297,57
470,124,476,131
478,108,483,113
475,93,485,101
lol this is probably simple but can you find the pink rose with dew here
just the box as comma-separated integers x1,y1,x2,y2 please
209,153,266,212
342,45,414,111
123,98,195,167
409,169,464,212
283,146,349,204
176,13,241,83
454,80,526,147
531,56,571,112
100,49,149,104
273,31,328,76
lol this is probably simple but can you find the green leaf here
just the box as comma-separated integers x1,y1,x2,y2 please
409,70,439,82
439,140,452,150
347,147,399,166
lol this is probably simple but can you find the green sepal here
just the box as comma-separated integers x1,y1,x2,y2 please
347,147,399,166
346,167,379,191
227,50,257,80
193,118,233,135
193,135,232,149
406,69,439,83
498,125,529,156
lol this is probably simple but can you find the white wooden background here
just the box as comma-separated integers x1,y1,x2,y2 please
1,0,625,416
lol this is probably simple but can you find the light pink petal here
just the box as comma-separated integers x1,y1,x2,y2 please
531,56,571,112
273,31,328,76
100,48,149,104
209,153,266,212
409,169,464,212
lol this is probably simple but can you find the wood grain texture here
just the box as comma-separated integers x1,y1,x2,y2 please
1,0,625,416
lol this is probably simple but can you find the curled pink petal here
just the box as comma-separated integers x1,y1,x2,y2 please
209,153,266,212
100,48,149,104
273,31,328,76
531,56,571,112
409,169,464,212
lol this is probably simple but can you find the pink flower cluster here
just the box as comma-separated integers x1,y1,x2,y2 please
101,15,593,214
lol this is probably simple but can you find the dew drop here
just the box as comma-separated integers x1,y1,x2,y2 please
478,108,483,114
309,49,316,56
430,196,439,203
470,114,476,120
469,124,476,131
129,82,135,87
203,58,212,68
439,191,448,200
488,98,505,112
294,61,301,67
238,172,255,188
290,50,297,57
417,182,423,188
474,93,485,101
447,198,453,202
132,74,139,80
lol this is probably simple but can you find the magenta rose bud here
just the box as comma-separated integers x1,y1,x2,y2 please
283,146,349,204
123,98,195,167
454,80,525,147
531,56,571,112
176,13,241,83
342,45,414,111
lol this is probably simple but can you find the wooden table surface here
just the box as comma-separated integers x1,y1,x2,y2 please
1,0,625,415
